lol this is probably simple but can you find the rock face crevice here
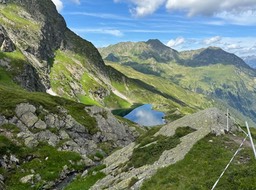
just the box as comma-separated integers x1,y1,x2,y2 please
0,25,15,52
90,108,237,190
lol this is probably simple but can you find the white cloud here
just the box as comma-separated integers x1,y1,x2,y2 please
51,0,63,12
166,0,256,16
71,0,80,5
216,10,256,25
72,28,124,37
166,0,256,25
226,44,241,50
51,0,81,12
114,0,166,17
115,0,256,25
167,37,185,47
204,36,222,45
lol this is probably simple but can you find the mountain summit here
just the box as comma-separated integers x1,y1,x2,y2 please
180,46,251,68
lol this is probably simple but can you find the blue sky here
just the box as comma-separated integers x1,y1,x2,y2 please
51,0,256,57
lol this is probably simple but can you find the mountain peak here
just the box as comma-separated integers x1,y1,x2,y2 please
189,46,250,69
206,46,222,50
146,39,170,50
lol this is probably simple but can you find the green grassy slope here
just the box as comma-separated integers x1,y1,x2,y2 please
141,130,256,190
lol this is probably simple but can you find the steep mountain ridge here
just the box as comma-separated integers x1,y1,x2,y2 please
0,0,108,93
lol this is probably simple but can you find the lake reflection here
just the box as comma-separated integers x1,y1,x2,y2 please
124,104,165,126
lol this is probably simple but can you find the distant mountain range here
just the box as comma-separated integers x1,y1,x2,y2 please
99,39,256,125
242,55,256,69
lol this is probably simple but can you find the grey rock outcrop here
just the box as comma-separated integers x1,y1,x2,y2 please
1,102,137,159
86,106,137,147
157,107,236,136
91,108,237,190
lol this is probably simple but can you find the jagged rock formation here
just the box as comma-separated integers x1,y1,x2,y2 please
90,108,237,190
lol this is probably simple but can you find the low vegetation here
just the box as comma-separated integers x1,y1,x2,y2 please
126,126,196,168
141,132,256,190
0,136,85,190
0,3,40,31
0,84,97,134
64,165,106,190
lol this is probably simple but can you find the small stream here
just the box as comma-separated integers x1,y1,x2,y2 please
124,104,165,126
53,172,77,190
53,165,97,190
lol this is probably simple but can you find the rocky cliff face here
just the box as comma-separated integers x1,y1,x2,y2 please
0,0,111,100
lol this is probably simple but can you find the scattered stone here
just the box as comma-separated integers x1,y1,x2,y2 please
34,119,47,129
15,103,36,118
45,114,55,127
20,174,34,184
59,130,70,139
37,130,59,147
10,155,19,163
24,136,39,148
81,170,88,177
20,112,38,127
16,121,29,132
0,115,7,126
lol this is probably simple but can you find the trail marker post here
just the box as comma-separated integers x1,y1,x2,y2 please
226,109,229,132
245,121,256,159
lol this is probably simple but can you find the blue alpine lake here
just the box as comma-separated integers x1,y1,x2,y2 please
124,104,165,126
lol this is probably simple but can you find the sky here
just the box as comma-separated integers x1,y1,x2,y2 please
51,0,256,57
